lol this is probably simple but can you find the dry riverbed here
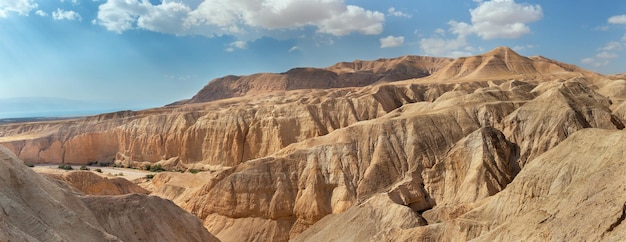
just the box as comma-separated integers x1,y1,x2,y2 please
31,164,153,180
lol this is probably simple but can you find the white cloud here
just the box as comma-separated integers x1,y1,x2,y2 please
599,41,623,51
388,7,411,18
380,35,404,48
609,15,626,25
434,28,446,36
451,0,543,39
97,0,190,34
0,0,38,18
420,35,471,57
225,40,248,51
52,8,82,21
315,5,384,36
622,34,626,42
581,57,609,68
582,40,624,68
35,10,47,17
596,51,618,59
513,44,534,51
60,0,80,5
97,0,384,38
289,46,300,52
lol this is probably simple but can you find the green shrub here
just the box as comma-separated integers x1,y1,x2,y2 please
25,163,34,167
145,174,155,179
79,165,89,171
58,164,73,170
148,164,165,172
188,169,200,174
94,168,102,173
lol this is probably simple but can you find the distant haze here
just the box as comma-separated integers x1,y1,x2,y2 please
0,97,134,118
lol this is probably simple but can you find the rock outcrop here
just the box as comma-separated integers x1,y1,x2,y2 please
0,47,624,242
0,146,218,242
44,171,150,196
389,128,626,241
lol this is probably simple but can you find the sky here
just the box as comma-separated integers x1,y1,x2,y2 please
1,0,626,117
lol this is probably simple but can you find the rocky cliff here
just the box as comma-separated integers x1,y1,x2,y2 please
1,47,625,241
0,146,218,242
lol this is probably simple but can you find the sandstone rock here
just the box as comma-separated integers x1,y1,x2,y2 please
292,194,427,242
0,47,622,242
0,146,118,241
180,56,452,104
182,83,532,240
0,146,218,242
390,128,626,241
429,46,601,81
83,194,219,242
44,171,150,196
501,80,624,166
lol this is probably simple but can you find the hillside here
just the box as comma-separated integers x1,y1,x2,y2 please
174,55,453,104
0,47,625,241
0,146,218,241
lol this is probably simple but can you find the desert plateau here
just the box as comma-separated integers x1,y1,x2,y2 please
0,46,625,241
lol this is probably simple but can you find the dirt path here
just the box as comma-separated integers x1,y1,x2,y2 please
32,165,153,180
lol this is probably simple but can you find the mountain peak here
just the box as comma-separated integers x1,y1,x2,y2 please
428,46,596,81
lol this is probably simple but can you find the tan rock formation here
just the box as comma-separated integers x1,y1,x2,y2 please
389,128,626,241
501,80,623,166
428,46,600,81
44,171,150,196
0,47,624,242
182,82,540,240
179,55,453,104
0,146,218,242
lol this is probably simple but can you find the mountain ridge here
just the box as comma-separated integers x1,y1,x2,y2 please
0,46,624,241
176,47,601,105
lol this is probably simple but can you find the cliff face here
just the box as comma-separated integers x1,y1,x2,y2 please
0,146,218,242
1,47,625,242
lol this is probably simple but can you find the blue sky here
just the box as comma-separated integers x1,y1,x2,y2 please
1,0,626,115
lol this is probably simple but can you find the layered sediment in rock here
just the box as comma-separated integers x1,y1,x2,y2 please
0,146,218,242
43,171,150,196
179,55,453,104
0,47,624,242
389,129,626,241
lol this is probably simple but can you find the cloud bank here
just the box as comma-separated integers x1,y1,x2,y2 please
0,0,38,18
96,0,385,39
420,0,542,57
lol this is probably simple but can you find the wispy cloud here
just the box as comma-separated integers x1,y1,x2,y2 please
582,16,626,68
379,35,404,48
35,10,48,17
388,7,411,18
52,8,82,21
225,40,248,52
608,15,626,25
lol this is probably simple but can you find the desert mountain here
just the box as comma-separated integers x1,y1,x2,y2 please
174,55,453,104
0,47,625,241
0,146,218,241
427,46,601,81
